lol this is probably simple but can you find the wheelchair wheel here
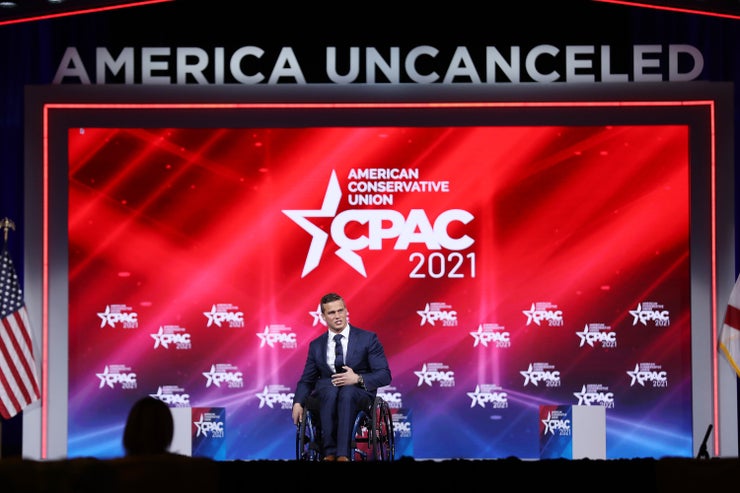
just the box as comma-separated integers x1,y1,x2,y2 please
296,409,322,461
350,406,371,461
369,396,395,461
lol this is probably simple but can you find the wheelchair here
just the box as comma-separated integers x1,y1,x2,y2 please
296,395,395,461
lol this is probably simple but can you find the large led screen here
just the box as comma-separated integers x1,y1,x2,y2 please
24,85,735,460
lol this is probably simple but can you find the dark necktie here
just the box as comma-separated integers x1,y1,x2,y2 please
334,334,344,373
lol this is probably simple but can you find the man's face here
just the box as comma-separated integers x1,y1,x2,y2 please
322,300,348,332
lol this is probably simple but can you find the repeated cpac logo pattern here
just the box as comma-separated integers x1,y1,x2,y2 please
88,290,671,445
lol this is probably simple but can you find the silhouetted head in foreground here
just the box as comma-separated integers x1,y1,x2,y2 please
122,396,174,456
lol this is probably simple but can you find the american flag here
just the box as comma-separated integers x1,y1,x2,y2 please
0,247,41,419
720,273,740,378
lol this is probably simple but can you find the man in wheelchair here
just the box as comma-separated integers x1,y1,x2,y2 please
292,292,392,461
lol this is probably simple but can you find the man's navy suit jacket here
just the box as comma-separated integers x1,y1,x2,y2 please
293,325,391,405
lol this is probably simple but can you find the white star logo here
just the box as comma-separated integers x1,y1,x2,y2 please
97,305,115,328
627,364,641,386
629,303,644,325
575,325,591,347
150,387,166,399
203,365,219,387
522,303,537,325
203,305,221,327
542,412,559,435
414,364,435,386
151,327,168,349
256,326,273,348
256,386,272,408
466,385,486,408
573,385,589,405
520,364,536,386
194,414,208,437
96,366,115,388
417,304,434,326
469,325,487,347
309,304,325,326
282,170,343,278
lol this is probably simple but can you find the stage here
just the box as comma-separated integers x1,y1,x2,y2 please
1,455,738,492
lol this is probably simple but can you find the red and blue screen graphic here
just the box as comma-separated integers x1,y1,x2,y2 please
65,124,692,459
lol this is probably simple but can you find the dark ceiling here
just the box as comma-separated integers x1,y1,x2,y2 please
593,0,740,18
0,0,174,26
0,0,737,27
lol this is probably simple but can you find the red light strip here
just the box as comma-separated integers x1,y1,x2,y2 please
593,0,740,20
41,98,719,458
41,104,49,458
0,0,174,27
710,100,719,455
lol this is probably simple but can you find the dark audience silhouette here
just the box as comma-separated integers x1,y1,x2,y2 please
122,396,175,456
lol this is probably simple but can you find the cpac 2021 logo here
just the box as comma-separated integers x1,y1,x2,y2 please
283,170,475,278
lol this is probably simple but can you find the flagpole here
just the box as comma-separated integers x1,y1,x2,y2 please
0,217,11,457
